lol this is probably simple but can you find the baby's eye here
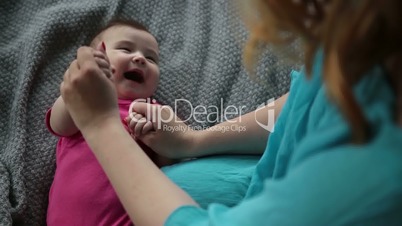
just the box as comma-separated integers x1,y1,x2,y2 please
146,57,157,63
118,48,131,53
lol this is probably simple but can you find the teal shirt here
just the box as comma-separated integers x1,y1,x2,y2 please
165,51,402,226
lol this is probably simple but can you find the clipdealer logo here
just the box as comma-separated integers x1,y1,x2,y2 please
128,98,275,133
254,98,275,132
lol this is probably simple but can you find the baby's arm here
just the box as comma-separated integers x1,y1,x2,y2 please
49,43,112,137
49,96,79,136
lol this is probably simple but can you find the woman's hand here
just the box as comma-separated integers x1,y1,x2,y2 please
60,45,120,134
126,102,197,159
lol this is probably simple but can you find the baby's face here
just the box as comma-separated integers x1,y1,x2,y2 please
101,25,160,100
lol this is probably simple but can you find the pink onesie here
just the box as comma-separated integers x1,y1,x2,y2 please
46,99,150,226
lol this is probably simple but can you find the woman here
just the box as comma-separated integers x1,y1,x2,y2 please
61,0,402,225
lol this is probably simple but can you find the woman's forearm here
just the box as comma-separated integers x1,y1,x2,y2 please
82,118,197,226
191,93,289,157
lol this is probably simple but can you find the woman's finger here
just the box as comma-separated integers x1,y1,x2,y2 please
95,55,113,79
93,50,109,61
101,68,112,79
95,56,110,69
94,41,111,64
63,69,70,82
63,60,78,82
134,117,148,137
142,121,154,135
128,113,141,132
59,81,65,96
76,46,99,73
129,112,138,119
94,51,112,68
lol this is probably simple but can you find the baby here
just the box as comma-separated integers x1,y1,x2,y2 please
46,19,170,226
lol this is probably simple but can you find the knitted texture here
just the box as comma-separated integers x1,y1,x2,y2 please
0,0,297,225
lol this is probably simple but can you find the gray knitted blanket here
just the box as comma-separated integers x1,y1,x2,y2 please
0,0,295,225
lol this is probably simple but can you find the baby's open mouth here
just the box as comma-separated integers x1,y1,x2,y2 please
123,70,144,83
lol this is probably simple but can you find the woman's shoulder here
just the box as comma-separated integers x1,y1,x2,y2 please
290,61,401,166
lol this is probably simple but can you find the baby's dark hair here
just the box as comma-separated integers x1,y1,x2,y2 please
89,18,152,48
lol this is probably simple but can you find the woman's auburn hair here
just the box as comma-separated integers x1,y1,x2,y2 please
243,0,402,143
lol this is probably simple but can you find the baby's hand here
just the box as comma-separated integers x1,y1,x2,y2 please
94,42,113,79
126,112,155,137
